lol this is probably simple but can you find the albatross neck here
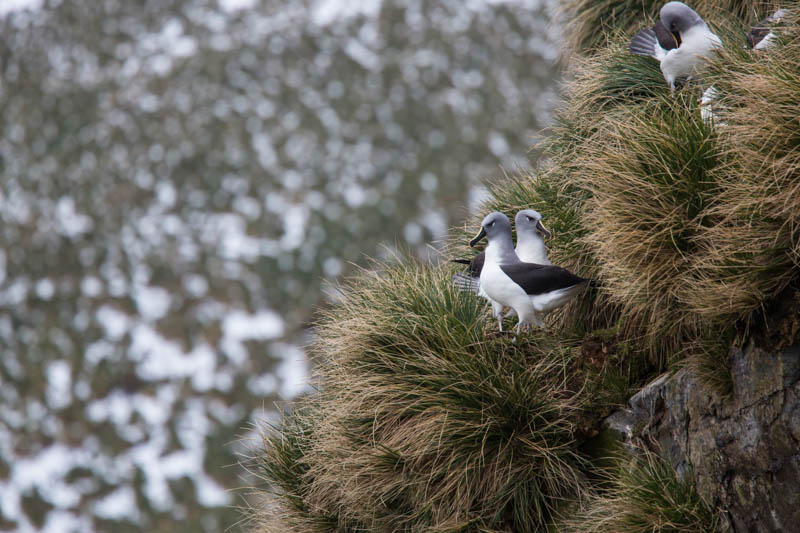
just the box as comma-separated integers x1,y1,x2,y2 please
485,233,518,266
516,231,549,265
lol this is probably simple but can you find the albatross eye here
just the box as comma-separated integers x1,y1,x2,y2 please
526,216,533,222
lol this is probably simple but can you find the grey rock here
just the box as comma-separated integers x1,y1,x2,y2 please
604,342,800,532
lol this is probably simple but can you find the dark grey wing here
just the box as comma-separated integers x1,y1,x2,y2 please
468,252,484,277
630,27,659,57
747,12,783,49
451,251,484,277
653,19,680,50
500,263,588,296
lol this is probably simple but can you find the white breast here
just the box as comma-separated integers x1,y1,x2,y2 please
515,238,551,266
661,26,720,80
479,263,535,319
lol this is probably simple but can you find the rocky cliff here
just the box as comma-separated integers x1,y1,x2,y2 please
607,335,800,531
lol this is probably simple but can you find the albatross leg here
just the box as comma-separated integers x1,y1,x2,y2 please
512,320,523,343
491,301,504,332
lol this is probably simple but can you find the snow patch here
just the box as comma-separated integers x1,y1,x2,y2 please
0,0,43,18
311,0,383,26
93,485,140,522
45,360,72,410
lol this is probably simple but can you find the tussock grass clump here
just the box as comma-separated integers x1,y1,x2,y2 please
252,401,363,532
685,12,800,322
557,449,718,532
543,39,668,163
258,257,592,531
560,0,783,54
578,93,722,362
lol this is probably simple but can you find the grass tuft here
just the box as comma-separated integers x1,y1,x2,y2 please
577,92,722,364
686,11,800,324
250,400,362,532
557,448,718,532
257,257,595,531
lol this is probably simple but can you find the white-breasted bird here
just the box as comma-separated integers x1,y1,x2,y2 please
629,2,721,91
748,9,789,50
452,209,552,330
470,212,590,341
701,9,790,124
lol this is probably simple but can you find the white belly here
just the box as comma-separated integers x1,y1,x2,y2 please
661,30,720,81
480,263,536,322
530,283,586,313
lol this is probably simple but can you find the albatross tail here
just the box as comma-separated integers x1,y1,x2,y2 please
630,27,659,57
452,272,481,293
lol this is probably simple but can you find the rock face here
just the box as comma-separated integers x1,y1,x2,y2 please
605,342,800,532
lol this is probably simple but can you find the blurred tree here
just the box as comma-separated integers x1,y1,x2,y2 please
0,0,558,530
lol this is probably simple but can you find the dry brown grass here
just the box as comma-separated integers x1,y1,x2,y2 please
574,92,721,362
556,447,718,532
684,12,800,322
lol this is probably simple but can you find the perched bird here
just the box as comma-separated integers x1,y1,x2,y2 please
514,209,553,267
452,209,552,330
702,9,789,124
747,9,788,50
471,212,590,341
629,2,721,91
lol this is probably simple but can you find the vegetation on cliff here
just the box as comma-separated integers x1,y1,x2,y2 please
250,2,800,531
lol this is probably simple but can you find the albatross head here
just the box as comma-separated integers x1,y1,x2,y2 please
515,209,551,240
660,2,704,45
470,211,511,247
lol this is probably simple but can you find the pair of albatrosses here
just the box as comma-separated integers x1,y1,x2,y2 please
458,211,591,341
453,209,552,331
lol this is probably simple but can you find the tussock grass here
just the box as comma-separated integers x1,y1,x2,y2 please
686,11,800,323
251,401,362,532
257,257,594,531
683,332,734,397
560,0,784,54
557,448,718,532
577,92,722,363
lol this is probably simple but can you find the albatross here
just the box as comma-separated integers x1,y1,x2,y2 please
471,212,590,341
629,2,721,91
701,9,790,124
452,209,552,330
748,9,789,50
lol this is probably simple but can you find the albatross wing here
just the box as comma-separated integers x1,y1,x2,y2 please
499,263,589,295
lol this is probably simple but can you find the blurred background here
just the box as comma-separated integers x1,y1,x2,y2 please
0,0,560,531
